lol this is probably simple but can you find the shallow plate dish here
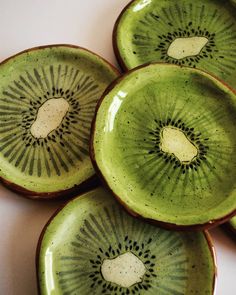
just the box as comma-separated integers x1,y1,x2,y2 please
91,63,236,229
0,45,118,198
114,0,236,89
37,187,216,294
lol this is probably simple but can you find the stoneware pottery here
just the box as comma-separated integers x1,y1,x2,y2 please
91,63,236,230
0,45,119,199
37,187,216,295
113,0,236,90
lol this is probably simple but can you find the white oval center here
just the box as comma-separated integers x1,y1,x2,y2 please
160,127,198,163
30,97,69,139
101,252,146,288
167,36,208,59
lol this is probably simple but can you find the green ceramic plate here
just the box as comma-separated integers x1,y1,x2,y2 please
37,187,216,295
91,63,236,229
114,0,236,89
0,45,118,199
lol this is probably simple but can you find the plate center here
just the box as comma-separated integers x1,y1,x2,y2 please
167,36,208,59
160,126,198,163
30,97,69,139
101,252,146,288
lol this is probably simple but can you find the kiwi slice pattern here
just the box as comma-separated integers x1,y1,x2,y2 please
148,118,209,175
0,46,118,196
92,64,236,228
38,188,216,294
59,213,162,294
2,65,97,177
114,0,236,89
153,22,217,67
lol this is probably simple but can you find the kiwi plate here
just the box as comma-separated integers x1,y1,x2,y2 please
0,45,119,199
37,187,216,295
91,63,236,230
113,0,236,90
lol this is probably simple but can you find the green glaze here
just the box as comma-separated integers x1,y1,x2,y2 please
115,0,236,89
38,187,215,294
0,45,118,194
229,216,236,230
93,64,236,227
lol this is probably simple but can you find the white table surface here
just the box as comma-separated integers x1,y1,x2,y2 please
0,0,235,294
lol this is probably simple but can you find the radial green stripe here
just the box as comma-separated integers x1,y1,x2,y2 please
20,74,38,96
89,214,111,245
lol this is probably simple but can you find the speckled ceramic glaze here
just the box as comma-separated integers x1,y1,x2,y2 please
0,45,118,198
114,0,236,90
37,187,216,295
91,63,236,229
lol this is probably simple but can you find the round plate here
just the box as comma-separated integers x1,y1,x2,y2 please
113,0,236,89
0,45,118,198
37,187,216,295
91,63,236,229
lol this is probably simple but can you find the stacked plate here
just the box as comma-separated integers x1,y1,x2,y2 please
1,0,236,294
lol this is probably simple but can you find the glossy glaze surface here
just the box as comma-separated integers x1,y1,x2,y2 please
0,1,234,294
92,64,236,228
114,0,236,90
38,187,216,294
0,45,118,196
